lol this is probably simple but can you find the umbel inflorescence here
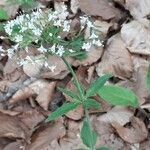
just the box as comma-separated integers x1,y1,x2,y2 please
2,4,103,71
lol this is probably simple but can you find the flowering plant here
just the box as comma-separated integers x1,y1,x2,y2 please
2,4,102,69
1,3,139,150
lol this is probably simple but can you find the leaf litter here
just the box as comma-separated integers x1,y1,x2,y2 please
0,0,149,149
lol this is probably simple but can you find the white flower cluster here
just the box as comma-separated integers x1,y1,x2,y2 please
3,3,103,72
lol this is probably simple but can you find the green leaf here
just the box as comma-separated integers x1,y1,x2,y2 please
81,119,97,149
0,9,8,20
58,87,80,101
147,64,150,91
98,85,139,107
86,74,113,97
46,102,80,122
83,98,101,109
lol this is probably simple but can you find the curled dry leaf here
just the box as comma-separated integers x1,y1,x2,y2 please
96,34,133,79
79,0,121,20
93,117,129,149
125,0,150,19
0,112,29,140
9,80,56,110
112,117,148,143
73,46,103,66
27,119,66,150
19,109,45,130
97,107,134,126
121,19,150,56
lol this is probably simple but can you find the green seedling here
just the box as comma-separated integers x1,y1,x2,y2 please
46,57,139,150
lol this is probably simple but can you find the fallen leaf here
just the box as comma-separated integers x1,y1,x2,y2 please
94,20,113,37
73,46,103,66
66,105,84,120
125,0,150,19
112,117,148,143
93,117,129,149
19,109,45,130
0,112,29,141
27,119,66,150
96,34,133,79
132,56,150,105
36,81,56,110
23,55,45,78
79,0,121,20
121,19,150,56
3,141,24,150
10,80,56,110
71,0,79,14
97,107,134,126
41,56,73,79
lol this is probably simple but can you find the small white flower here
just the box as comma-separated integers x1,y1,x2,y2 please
68,49,75,53
49,33,53,37
32,28,42,36
56,45,65,57
50,44,56,53
37,45,47,53
89,32,98,39
92,39,103,47
14,35,23,43
54,20,62,27
63,20,70,32
18,59,28,66
0,46,5,52
7,48,15,58
82,42,91,51
87,20,94,28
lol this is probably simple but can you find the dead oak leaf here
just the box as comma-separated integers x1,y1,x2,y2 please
121,19,150,56
112,117,148,143
96,34,133,79
19,109,45,130
9,80,56,110
125,0,150,19
97,107,134,126
0,112,30,141
27,119,66,150
79,0,121,20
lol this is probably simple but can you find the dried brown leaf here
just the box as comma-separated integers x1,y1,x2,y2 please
125,0,150,19
79,0,121,20
19,109,45,130
96,34,133,79
97,107,134,126
0,112,29,140
36,81,56,110
121,19,150,56
41,56,73,79
3,141,24,150
73,46,103,66
27,119,66,150
71,0,79,14
9,80,56,110
112,117,148,143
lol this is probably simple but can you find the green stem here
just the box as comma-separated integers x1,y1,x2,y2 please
62,56,84,99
